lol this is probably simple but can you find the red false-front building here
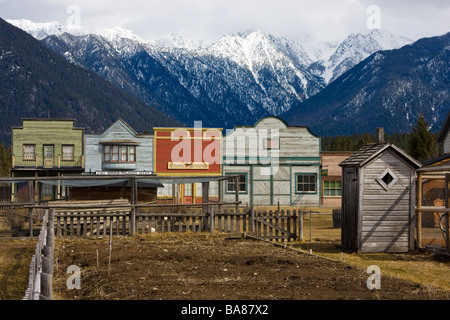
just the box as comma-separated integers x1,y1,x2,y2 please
153,126,222,204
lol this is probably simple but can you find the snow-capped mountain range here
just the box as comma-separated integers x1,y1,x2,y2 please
7,19,414,129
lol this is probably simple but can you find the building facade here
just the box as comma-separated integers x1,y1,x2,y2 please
84,118,153,174
153,126,222,204
321,151,354,208
222,116,321,207
340,141,421,253
11,119,84,201
74,118,157,202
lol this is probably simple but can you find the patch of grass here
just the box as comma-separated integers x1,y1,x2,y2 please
0,238,36,300
288,213,450,293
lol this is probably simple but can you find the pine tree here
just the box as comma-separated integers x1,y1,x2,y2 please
0,142,11,176
408,114,439,161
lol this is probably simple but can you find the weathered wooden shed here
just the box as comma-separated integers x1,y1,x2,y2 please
339,133,422,253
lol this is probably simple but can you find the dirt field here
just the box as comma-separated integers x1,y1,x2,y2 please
52,233,450,300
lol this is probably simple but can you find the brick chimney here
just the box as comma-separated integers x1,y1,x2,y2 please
376,127,385,144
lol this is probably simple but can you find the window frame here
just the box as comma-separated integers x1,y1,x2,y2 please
225,173,248,194
323,180,342,197
23,144,36,161
61,144,75,161
103,144,137,163
295,173,318,194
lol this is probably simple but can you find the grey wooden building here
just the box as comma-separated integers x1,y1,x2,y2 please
222,116,321,207
84,118,153,174
339,131,422,253
74,119,158,202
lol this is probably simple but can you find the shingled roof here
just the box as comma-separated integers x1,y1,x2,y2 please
339,142,422,169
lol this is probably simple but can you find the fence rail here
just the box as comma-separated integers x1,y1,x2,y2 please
23,209,54,300
49,207,304,242
254,210,300,242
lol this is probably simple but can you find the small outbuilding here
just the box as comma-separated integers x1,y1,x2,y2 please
339,129,422,253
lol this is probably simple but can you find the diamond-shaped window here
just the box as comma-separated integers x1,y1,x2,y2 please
376,168,398,191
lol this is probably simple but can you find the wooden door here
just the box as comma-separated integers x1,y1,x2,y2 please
341,168,359,252
183,183,193,204
43,145,54,167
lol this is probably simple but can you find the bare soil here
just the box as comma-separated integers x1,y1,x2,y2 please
52,233,450,300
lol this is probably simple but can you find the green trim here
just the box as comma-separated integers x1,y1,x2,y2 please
250,165,254,207
289,165,292,205
295,172,318,195
253,193,291,196
224,156,320,161
224,172,249,195
223,163,320,167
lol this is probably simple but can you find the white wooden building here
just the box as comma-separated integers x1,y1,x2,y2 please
222,116,321,207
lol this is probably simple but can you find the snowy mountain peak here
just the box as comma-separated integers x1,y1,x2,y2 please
151,33,208,50
6,19,145,43
314,28,413,84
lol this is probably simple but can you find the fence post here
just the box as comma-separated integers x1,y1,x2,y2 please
250,206,255,232
28,180,34,238
210,205,215,233
299,211,304,241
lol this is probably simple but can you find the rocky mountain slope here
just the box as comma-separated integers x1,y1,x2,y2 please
282,32,450,136
0,18,179,147
8,19,414,131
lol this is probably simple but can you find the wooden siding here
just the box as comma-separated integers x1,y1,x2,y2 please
84,120,153,173
444,131,450,154
12,119,83,168
153,128,222,176
223,117,320,162
222,117,320,207
361,150,414,253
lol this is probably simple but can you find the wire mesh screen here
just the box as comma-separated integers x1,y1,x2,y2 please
419,175,449,252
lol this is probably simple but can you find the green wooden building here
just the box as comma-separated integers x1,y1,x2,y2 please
11,119,84,201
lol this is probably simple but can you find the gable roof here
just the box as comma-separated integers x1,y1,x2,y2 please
339,142,422,169
437,111,450,143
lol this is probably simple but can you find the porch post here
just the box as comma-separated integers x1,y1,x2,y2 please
235,176,239,213
130,178,138,235
416,173,423,249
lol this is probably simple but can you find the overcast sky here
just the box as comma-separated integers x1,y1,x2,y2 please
1,0,449,43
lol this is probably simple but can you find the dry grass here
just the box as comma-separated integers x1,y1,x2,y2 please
0,238,37,300
290,213,450,293
2,209,450,299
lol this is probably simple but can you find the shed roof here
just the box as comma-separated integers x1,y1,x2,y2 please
339,142,422,169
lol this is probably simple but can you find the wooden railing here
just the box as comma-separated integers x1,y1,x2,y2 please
11,154,84,169
51,207,302,242
23,209,54,300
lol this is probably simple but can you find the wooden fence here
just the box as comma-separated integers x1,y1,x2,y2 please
253,210,300,242
52,208,301,242
23,209,54,300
